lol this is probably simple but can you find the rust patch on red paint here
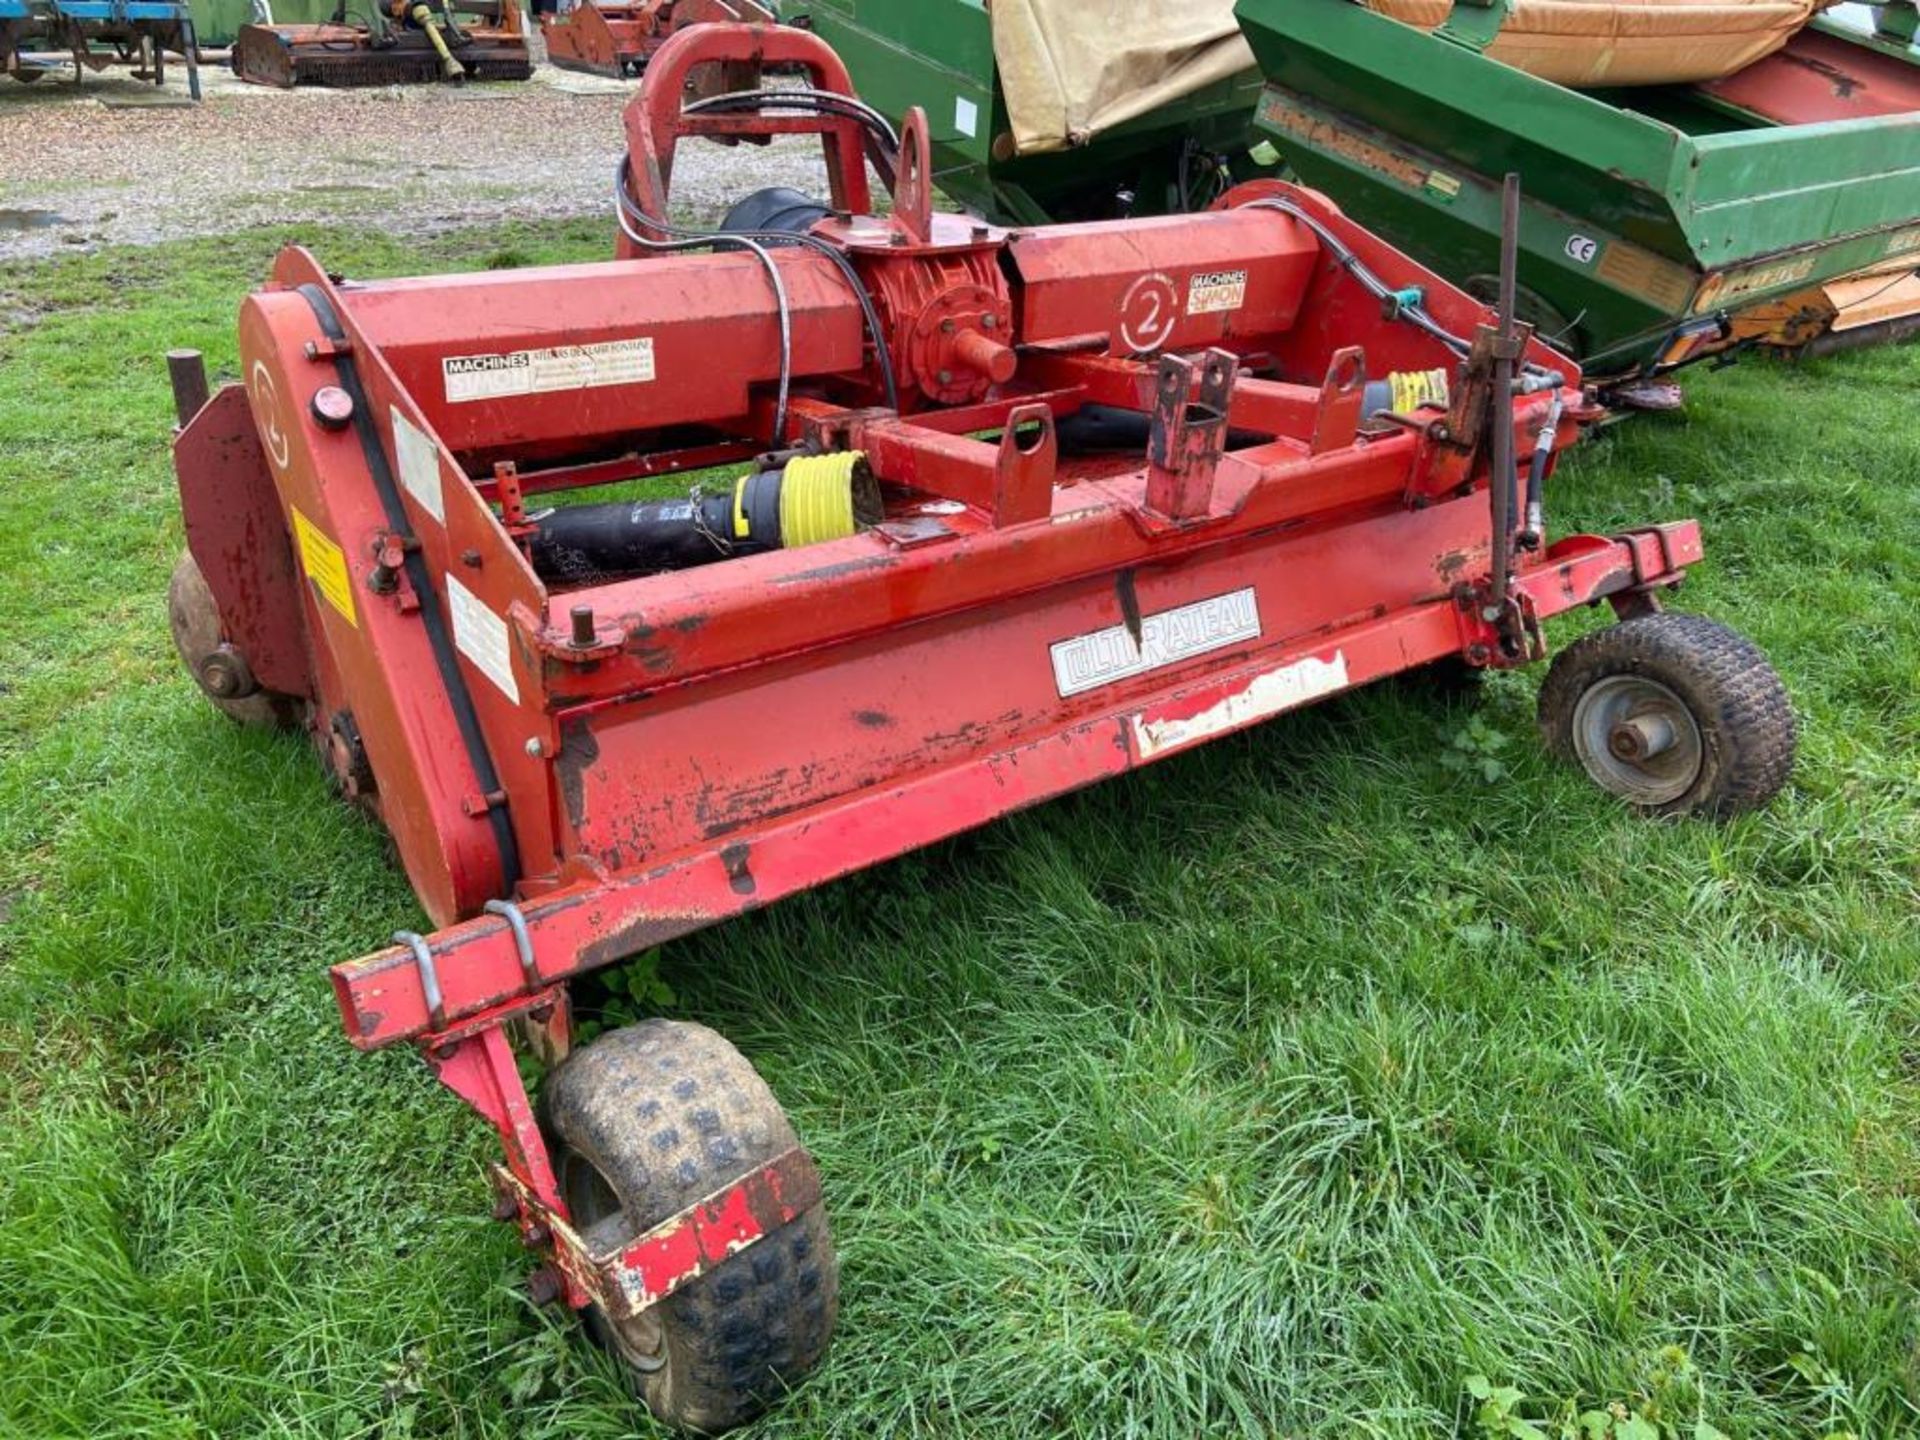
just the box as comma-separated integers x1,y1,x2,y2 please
774,554,899,585
579,908,714,971
720,842,755,896
555,717,600,830
1589,564,1634,597
1115,568,1143,647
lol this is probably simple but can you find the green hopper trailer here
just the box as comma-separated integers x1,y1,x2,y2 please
798,0,1920,391
1233,0,1920,387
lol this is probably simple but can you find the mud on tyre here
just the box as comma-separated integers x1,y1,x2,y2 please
1537,611,1795,819
541,1020,837,1433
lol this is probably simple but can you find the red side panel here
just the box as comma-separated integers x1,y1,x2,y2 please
1008,208,1320,355
174,383,311,699
1699,29,1920,125
340,251,863,459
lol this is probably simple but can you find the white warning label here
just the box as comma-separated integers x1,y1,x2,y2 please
447,575,519,704
1050,587,1261,698
391,407,445,524
442,338,655,404
1186,268,1248,317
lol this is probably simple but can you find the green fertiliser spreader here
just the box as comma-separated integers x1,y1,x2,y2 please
797,0,1920,391
1238,0,1920,389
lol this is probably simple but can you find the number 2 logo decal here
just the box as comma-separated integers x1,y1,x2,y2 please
250,359,291,471
1118,272,1179,353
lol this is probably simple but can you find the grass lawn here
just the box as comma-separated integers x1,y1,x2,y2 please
1,221,1916,1440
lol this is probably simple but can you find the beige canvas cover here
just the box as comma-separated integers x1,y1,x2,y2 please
992,0,1255,157
1362,0,1827,87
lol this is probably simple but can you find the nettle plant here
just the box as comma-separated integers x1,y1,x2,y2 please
1465,1347,1844,1440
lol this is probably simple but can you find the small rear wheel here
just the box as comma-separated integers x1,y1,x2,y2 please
1537,611,1795,818
167,551,298,728
542,1020,837,1434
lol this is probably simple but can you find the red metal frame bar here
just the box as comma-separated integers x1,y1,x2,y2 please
427,1020,564,1212
492,1146,821,1319
620,22,871,240
424,1002,814,1318
332,516,1701,1051
474,440,763,502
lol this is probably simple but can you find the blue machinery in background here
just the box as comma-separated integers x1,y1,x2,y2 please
3,0,202,98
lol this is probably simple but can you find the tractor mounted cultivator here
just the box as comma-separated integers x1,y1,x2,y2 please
166,22,1797,1432
3,0,201,94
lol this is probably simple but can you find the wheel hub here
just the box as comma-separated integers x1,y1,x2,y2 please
1607,711,1677,763
1572,674,1703,804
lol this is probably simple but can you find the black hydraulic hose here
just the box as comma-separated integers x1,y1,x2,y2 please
1241,196,1474,358
613,157,795,441
684,87,900,148
294,284,522,894
683,89,902,190
1520,391,1562,549
1240,195,1563,388
613,156,901,414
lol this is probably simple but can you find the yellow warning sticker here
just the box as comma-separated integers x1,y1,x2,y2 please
292,506,357,627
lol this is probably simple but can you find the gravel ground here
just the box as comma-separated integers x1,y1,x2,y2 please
0,54,829,261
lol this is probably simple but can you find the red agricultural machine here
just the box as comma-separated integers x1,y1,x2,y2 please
232,0,530,87
165,21,1796,1432
541,0,770,79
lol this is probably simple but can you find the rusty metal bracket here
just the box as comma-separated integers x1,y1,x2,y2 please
1614,522,1700,587
892,105,934,245
1606,521,1702,617
1309,346,1366,455
1454,582,1544,667
991,402,1058,526
492,1145,823,1321
1146,347,1239,519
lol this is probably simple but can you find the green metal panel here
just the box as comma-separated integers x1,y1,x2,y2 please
1234,0,1920,375
189,0,337,46
806,0,997,171
804,0,1271,223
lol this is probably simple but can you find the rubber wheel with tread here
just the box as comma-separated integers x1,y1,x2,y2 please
167,551,299,728
1537,612,1795,819
541,1020,837,1434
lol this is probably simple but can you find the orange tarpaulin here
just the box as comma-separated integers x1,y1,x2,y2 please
1361,0,1830,87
